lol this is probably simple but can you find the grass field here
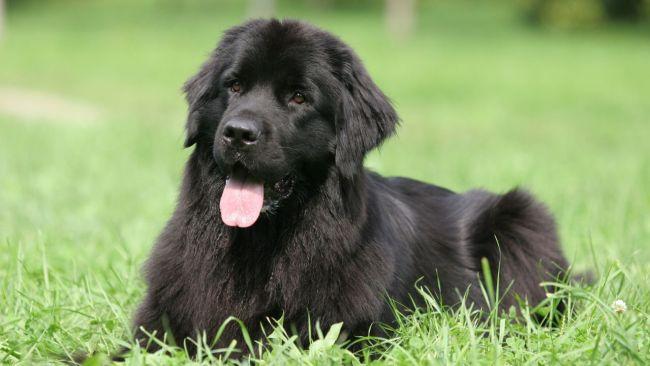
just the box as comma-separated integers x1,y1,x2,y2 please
1,1,649,364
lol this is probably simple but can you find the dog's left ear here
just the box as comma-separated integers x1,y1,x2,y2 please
336,49,399,179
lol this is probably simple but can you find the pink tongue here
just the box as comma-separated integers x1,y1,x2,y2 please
219,175,264,228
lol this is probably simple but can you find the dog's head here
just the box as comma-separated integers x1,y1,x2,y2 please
183,19,398,227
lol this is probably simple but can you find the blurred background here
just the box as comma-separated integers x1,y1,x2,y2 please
0,0,649,360
0,0,648,354
1,0,649,270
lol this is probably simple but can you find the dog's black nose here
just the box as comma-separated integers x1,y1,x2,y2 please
222,119,261,146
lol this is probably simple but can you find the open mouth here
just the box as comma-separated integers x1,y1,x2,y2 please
219,164,294,228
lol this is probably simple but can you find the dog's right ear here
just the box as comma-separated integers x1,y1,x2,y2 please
182,55,222,148
182,20,267,148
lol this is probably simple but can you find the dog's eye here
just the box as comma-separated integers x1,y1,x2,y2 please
290,92,305,104
230,81,241,93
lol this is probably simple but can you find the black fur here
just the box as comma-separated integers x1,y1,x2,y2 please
130,19,570,356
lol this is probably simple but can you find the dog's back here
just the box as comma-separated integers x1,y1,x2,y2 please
373,174,568,311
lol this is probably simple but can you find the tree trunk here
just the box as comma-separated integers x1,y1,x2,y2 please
248,0,275,18
385,0,416,41
0,0,5,40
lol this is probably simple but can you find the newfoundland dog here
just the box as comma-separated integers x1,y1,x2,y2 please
131,19,570,356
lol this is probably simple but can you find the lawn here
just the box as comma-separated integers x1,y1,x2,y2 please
0,0,649,364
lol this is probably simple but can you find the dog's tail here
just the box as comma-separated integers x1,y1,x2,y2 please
464,188,571,308
470,189,598,289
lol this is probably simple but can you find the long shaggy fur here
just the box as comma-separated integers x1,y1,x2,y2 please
128,19,570,357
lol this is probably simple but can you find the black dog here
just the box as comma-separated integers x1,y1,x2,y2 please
131,19,570,356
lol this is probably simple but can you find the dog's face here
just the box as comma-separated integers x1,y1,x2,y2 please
183,20,398,227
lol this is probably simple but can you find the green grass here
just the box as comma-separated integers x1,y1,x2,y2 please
1,1,648,364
